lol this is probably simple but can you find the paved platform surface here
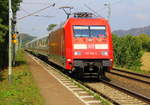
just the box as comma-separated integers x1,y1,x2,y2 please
26,54,86,105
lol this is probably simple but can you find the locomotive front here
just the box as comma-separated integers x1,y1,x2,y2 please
64,13,113,78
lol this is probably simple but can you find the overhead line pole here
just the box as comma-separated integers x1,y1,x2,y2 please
104,1,111,22
108,2,111,22
8,0,13,84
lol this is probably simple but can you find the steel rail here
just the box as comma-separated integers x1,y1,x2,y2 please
107,71,150,84
29,52,119,105
27,52,150,104
113,68,150,78
101,79,150,104
75,80,120,105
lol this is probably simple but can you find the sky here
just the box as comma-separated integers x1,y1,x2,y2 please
16,0,150,37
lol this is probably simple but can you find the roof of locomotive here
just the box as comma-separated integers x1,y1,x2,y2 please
49,17,108,32
65,17,108,25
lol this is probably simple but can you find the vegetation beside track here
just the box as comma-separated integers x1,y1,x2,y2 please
113,35,143,70
141,52,150,72
113,66,150,75
115,51,150,74
113,34,150,72
0,50,44,105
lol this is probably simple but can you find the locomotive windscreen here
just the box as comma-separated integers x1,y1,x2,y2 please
73,26,106,38
73,26,89,37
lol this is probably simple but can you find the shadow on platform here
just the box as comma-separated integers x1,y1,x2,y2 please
14,61,27,67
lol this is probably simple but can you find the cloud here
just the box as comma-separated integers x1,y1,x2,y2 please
135,14,145,20
135,14,149,21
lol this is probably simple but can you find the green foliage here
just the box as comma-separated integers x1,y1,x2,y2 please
137,34,150,51
113,34,143,70
0,19,8,43
47,24,57,31
0,0,22,70
0,50,44,105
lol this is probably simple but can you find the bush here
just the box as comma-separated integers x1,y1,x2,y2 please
113,34,143,70
137,34,150,51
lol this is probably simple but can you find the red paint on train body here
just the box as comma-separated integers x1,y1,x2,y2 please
26,16,114,78
63,18,113,70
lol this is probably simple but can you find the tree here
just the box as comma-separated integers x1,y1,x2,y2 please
113,34,143,70
0,0,22,70
137,34,150,51
47,24,57,31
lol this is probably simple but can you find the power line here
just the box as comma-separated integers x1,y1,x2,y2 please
97,0,122,12
34,15,55,18
66,0,75,5
20,7,30,14
84,0,122,21
84,4,102,17
18,3,55,20
20,7,55,18
73,6,84,12
22,2,52,5
112,0,122,5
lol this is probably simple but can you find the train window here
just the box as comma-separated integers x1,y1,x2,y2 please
90,26,106,38
73,26,106,38
73,26,90,37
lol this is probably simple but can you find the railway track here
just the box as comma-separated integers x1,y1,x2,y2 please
113,68,150,78
84,81,150,105
101,79,150,104
107,68,150,85
28,53,150,105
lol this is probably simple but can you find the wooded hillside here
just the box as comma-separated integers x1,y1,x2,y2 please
113,25,150,36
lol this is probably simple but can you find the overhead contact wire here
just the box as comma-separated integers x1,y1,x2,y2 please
18,6,52,20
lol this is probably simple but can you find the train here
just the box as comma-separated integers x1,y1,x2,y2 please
25,12,114,79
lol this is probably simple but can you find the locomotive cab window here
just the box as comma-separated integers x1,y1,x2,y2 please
90,26,106,38
73,26,89,37
73,25,106,38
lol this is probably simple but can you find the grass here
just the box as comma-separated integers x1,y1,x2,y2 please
0,50,44,105
141,52,150,72
114,66,150,74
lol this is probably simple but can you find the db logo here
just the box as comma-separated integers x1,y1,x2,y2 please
88,44,95,49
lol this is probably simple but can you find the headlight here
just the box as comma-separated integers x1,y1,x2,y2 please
74,52,81,55
67,59,71,61
101,51,108,56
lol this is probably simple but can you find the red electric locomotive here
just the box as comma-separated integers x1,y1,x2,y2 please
26,12,114,79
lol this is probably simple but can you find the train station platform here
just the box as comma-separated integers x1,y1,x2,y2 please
25,54,86,105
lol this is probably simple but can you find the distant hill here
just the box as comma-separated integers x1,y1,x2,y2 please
113,25,150,36
19,33,36,47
